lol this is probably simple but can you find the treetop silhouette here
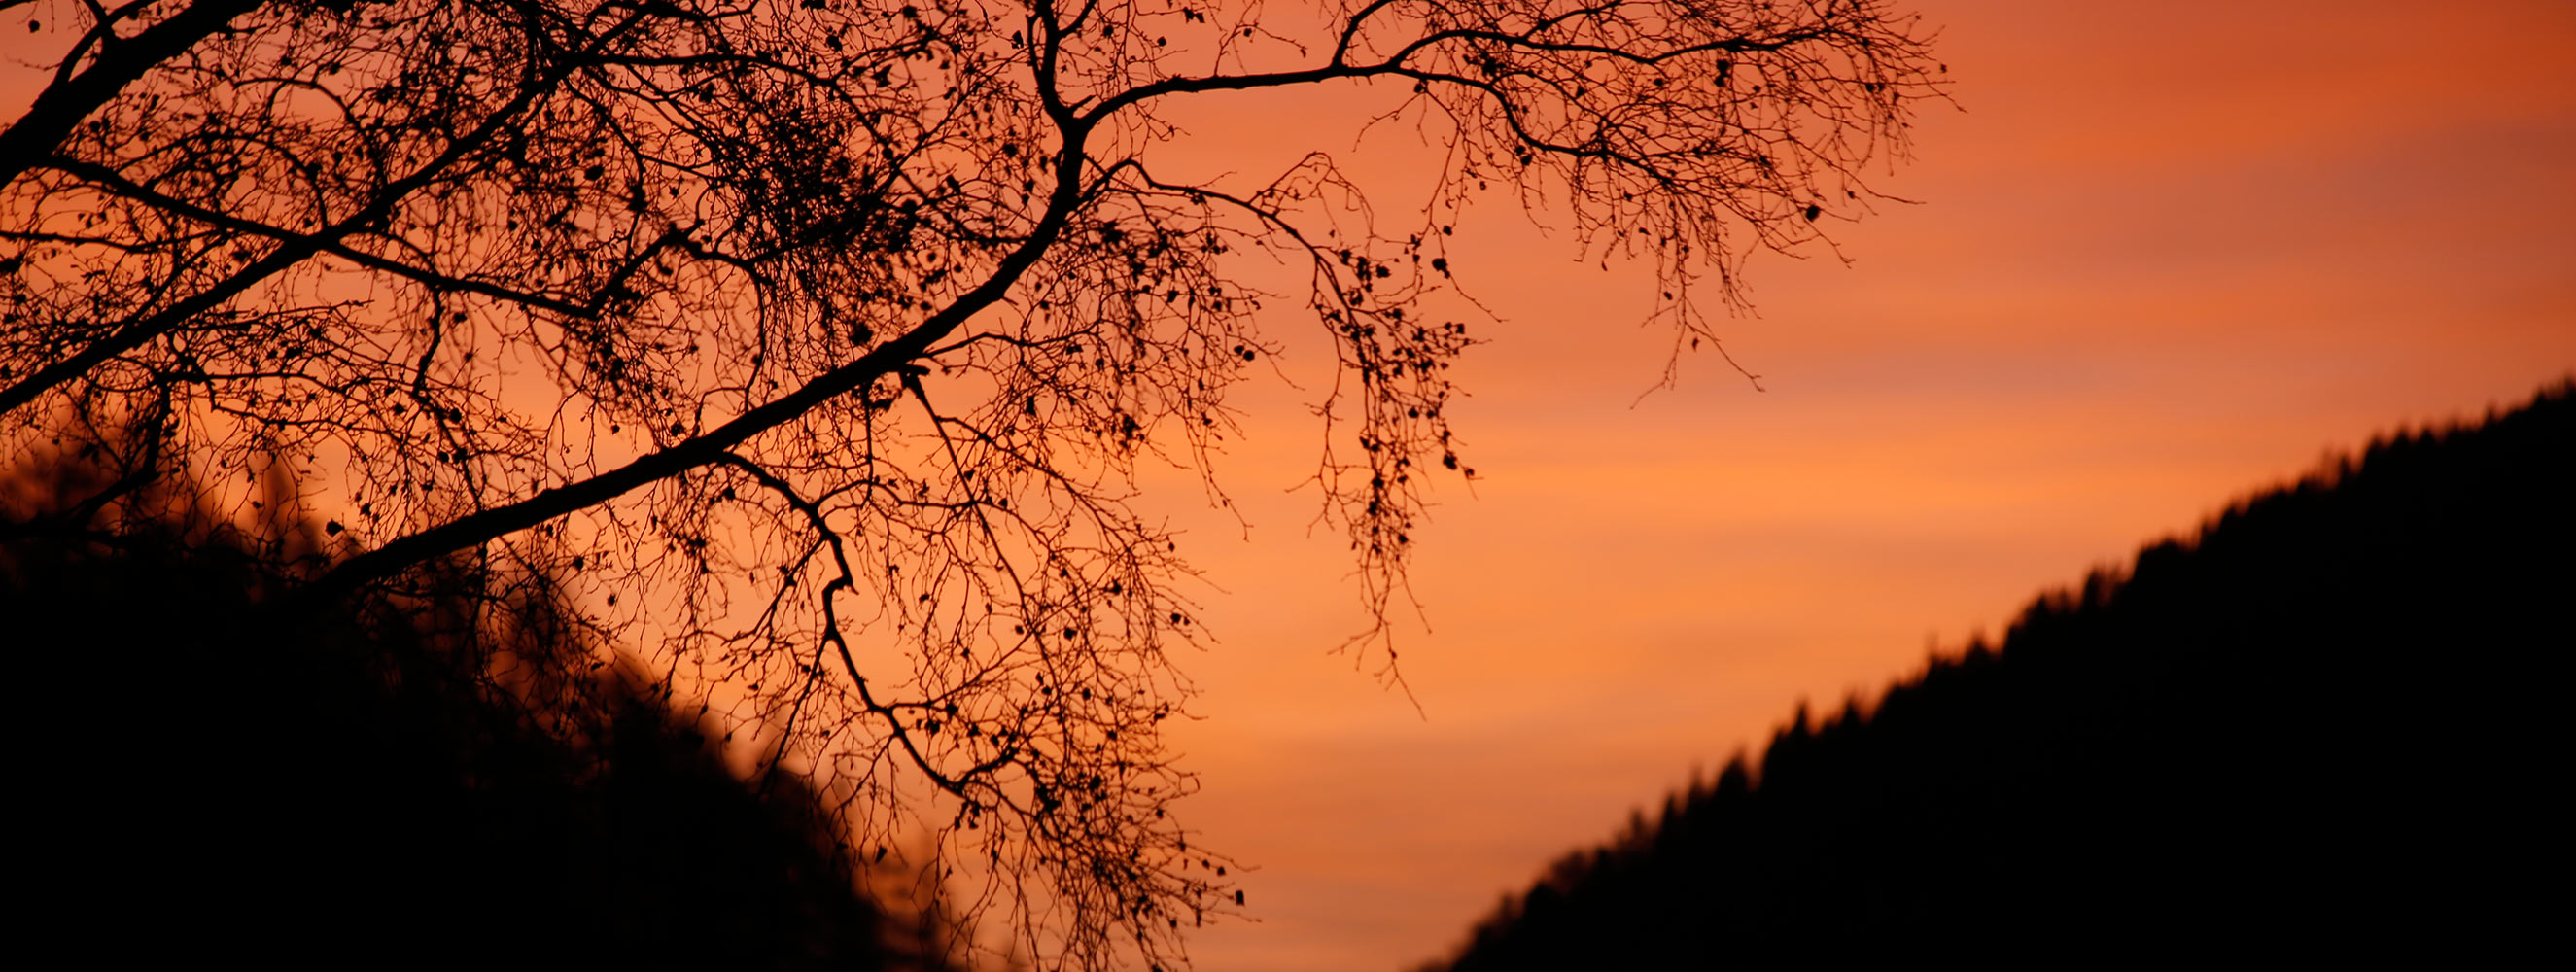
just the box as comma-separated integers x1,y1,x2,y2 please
1,449,970,970
1419,379,2574,969
0,1,1942,965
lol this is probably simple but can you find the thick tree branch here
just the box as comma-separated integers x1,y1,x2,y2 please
296,122,1098,609
0,0,266,189
0,9,642,418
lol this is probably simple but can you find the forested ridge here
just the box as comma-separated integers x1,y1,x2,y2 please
1420,380,2572,967
3,458,964,969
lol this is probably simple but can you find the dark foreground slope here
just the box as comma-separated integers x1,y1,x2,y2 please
2,460,957,969
1422,381,2572,968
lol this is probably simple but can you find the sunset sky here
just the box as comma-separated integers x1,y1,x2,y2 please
5,2,2570,969
1127,2,2576,968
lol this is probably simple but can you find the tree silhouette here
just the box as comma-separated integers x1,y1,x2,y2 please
0,2,1942,965
2,448,973,970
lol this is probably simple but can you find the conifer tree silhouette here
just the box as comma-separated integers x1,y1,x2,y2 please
4,450,968,970
1423,379,2572,968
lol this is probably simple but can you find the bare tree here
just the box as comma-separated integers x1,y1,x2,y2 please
0,0,1941,966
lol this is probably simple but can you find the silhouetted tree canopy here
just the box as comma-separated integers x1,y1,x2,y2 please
2,453,966,970
0,2,1942,963
1419,379,2573,968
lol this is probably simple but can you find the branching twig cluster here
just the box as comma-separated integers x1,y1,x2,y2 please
0,1,1940,967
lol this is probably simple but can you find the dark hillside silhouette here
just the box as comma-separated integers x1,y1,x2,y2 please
1419,379,2573,967
2,5,1944,955
3,458,962,969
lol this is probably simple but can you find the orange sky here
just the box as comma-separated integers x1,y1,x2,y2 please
1127,2,2576,968
6,2,2571,969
